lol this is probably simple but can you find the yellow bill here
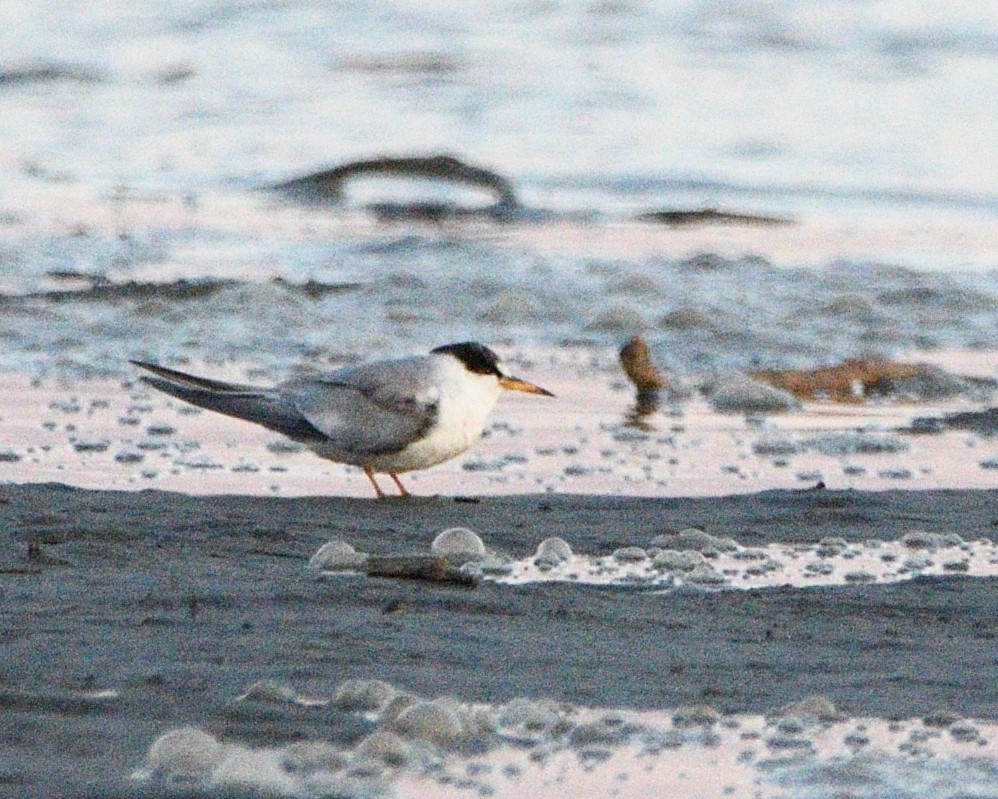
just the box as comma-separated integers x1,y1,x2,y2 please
499,376,555,397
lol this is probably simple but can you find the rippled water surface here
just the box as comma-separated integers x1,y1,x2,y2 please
1,1,996,378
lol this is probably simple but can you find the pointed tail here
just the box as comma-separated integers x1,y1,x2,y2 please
130,360,325,443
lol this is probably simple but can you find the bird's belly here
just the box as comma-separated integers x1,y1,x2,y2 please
366,422,480,472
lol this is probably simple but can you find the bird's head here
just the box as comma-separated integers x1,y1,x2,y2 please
431,342,554,397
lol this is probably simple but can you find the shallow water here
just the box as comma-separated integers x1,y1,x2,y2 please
1,1,997,380
2,368,994,498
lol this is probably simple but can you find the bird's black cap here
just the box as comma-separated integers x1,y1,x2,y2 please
431,342,504,377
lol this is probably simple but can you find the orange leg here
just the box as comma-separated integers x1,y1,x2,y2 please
388,472,411,497
363,466,386,499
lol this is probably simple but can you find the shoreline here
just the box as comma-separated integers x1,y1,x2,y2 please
2,483,997,797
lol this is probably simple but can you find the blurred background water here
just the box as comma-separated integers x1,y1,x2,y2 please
0,0,996,376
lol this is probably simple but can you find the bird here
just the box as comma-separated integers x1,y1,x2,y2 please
130,342,554,498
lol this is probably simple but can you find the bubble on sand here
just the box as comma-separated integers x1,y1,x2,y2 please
772,696,844,724
236,679,328,707
146,727,225,781
673,705,722,728
569,713,643,747
707,373,801,414
332,679,397,712
651,528,738,554
534,537,573,566
210,745,294,794
652,549,709,572
358,690,415,724
612,546,648,563
682,564,729,586
309,540,368,572
901,531,959,550
815,537,850,557
280,741,348,775
496,698,572,744
388,700,472,750
353,730,433,768
432,528,487,562
922,709,963,729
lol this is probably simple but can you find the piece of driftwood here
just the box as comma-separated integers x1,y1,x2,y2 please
635,208,794,227
749,360,972,403
619,336,665,395
271,154,520,210
363,554,478,587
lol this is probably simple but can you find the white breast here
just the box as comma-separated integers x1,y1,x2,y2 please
367,358,502,472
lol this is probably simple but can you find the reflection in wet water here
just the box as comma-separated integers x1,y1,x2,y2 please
624,389,661,431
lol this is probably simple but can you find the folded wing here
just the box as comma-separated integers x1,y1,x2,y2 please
284,359,441,457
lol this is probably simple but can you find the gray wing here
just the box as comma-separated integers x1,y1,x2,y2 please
281,357,441,457
131,360,328,443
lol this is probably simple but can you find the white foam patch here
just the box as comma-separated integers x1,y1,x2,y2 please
490,536,998,591
310,529,998,592
134,681,998,799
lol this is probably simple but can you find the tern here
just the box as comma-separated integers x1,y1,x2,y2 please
130,342,553,498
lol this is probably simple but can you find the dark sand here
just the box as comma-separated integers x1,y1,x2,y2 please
1,483,996,797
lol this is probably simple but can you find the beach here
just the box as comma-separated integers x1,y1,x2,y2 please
2,482,996,798
2,2,998,796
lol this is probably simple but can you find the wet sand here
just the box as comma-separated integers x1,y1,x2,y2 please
3,364,996,498
1,482,996,797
